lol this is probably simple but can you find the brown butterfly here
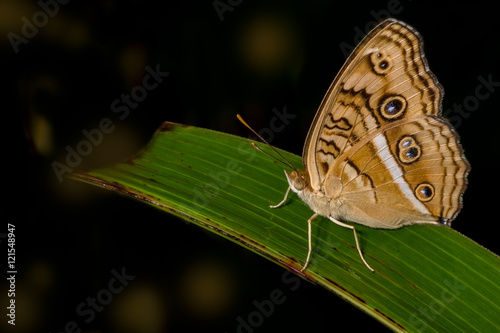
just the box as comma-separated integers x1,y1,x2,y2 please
241,18,470,272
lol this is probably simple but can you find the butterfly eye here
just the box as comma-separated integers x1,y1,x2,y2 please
287,170,306,191
294,176,305,190
415,183,435,202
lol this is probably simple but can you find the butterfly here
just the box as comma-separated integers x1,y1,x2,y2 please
240,18,470,272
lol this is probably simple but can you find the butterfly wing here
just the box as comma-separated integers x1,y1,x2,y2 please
326,115,469,228
304,19,443,191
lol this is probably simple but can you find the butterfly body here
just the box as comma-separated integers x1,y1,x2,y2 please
276,19,470,272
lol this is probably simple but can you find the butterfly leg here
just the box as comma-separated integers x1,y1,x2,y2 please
270,186,291,209
300,213,318,272
329,218,375,272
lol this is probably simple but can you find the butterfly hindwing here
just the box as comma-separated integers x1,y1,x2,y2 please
324,116,468,228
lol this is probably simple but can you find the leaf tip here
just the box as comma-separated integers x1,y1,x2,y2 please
158,121,190,132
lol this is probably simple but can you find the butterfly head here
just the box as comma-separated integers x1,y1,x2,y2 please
285,169,309,194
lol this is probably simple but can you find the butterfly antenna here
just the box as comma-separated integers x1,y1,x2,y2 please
237,114,296,170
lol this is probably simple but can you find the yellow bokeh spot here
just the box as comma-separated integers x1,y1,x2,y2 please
238,13,303,76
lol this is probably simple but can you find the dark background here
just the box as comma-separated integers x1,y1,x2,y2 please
3,1,499,332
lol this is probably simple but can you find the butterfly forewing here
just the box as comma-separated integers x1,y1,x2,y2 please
304,19,445,192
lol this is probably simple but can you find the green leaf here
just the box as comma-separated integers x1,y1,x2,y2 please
72,122,500,332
